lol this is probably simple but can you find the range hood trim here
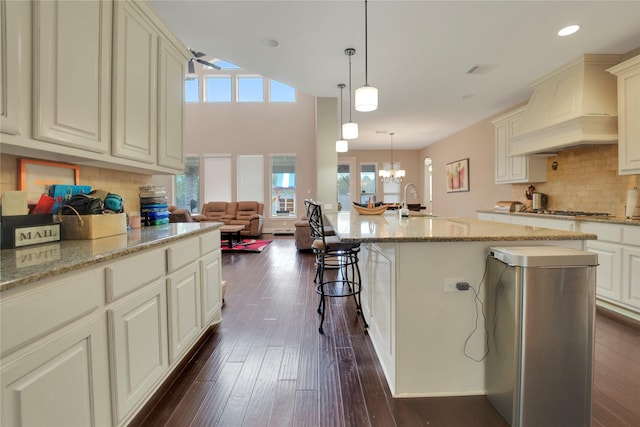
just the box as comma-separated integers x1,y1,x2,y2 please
509,54,622,156
510,115,618,156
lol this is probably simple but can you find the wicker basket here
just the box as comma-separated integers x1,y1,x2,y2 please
352,203,388,215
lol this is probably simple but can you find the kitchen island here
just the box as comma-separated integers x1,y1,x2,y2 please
323,211,596,397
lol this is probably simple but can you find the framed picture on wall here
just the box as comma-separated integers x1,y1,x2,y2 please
446,158,469,193
19,159,80,203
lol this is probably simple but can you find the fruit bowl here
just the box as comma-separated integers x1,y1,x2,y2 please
352,202,388,215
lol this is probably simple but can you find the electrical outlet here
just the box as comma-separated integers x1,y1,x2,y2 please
444,277,465,293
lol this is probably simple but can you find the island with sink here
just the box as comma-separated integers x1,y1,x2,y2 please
323,210,596,398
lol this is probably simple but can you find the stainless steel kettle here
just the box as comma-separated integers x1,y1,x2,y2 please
532,192,547,210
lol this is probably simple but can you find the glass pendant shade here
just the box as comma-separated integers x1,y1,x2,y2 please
342,121,358,140
336,139,349,153
355,85,378,112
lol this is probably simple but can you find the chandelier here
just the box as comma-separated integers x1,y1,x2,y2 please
379,133,405,183
355,0,378,112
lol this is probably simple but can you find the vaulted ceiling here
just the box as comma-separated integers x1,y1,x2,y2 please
149,0,640,149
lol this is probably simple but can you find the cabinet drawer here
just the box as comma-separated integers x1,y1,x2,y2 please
622,225,640,246
1,269,102,356
579,222,622,243
200,229,221,254
105,248,165,302
166,237,199,273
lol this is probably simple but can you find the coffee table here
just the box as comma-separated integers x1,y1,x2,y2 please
219,225,244,248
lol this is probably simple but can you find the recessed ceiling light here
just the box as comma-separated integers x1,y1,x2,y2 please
262,38,279,48
558,25,580,36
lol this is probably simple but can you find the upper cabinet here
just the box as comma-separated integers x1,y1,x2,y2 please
0,0,189,174
33,0,112,153
608,55,640,175
492,107,547,184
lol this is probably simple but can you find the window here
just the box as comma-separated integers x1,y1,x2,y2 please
382,162,402,203
237,155,264,202
203,155,232,202
271,155,296,216
270,80,296,103
213,60,241,70
337,163,351,211
175,156,200,212
205,76,231,102
237,76,264,102
185,77,199,103
360,163,377,204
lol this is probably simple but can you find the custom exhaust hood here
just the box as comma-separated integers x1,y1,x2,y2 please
509,54,622,156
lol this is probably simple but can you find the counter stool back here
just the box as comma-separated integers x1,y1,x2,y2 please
304,199,368,334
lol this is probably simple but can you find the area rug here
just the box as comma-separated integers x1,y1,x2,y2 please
221,239,273,253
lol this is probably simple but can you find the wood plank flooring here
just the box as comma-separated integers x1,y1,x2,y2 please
133,237,640,427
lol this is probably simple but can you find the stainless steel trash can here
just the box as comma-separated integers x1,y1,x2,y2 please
486,246,598,427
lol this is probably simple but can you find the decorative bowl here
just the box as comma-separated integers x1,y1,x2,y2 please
352,202,388,215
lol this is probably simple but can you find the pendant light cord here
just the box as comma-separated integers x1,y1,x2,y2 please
348,53,353,122
364,0,369,86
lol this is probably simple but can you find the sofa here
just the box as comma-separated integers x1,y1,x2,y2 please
194,201,264,237
168,206,195,223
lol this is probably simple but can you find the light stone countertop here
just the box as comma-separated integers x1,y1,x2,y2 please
324,211,597,244
476,209,640,226
0,222,222,292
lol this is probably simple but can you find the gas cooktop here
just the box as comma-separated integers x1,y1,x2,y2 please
532,210,611,217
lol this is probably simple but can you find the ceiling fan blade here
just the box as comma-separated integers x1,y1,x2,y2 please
189,48,206,58
196,58,221,70
188,59,195,74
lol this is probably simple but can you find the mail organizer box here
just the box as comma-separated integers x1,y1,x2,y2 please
1,215,61,249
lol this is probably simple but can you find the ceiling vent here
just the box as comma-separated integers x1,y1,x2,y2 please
510,54,622,156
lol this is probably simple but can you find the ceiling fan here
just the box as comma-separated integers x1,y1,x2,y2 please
188,48,221,73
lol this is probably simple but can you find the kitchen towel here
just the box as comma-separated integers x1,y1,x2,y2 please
625,187,638,218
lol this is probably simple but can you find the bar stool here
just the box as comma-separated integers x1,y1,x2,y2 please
305,199,368,334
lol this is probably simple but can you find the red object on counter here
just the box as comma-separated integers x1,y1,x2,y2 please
31,193,56,214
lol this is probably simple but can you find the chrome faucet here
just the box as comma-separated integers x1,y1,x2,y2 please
400,183,418,217
403,183,418,208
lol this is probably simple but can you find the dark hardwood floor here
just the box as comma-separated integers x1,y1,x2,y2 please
133,237,640,427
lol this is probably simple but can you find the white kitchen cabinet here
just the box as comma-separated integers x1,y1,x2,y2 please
0,0,21,135
112,0,158,163
167,263,201,363
108,277,169,424
32,0,112,153
621,246,640,310
509,215,575,231
607,55,640,175
492,107,547,184
477,212,512,224
200,250,223,325
157,38,186,170
0,269,111,427
584,240,622,301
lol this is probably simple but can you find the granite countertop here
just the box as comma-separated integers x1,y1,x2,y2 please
477,210,640,226
0,222,222,292
324,211,597,244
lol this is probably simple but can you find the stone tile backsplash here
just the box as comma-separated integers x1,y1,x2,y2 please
511,145,639,217
0,154,152,213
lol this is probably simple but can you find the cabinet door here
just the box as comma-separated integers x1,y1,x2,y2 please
112,0,157,163
1,315,111,427
32,0,111,152
612,56,640,175
201,250,222,325
585,240,622,301
157,38,186,170
167,263,201,363
0,0,21,135
494,120,510,183
108,278,168,423
621,246,640,311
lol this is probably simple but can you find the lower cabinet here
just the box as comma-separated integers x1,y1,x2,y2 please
584,240,622,301
167,263,201,363
0,227,222,426
107,277,168,423
1,314,111,426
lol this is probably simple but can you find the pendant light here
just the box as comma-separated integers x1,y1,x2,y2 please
355,0,378,112
343,48,358,140
336,84,348,153
379,133,405,183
